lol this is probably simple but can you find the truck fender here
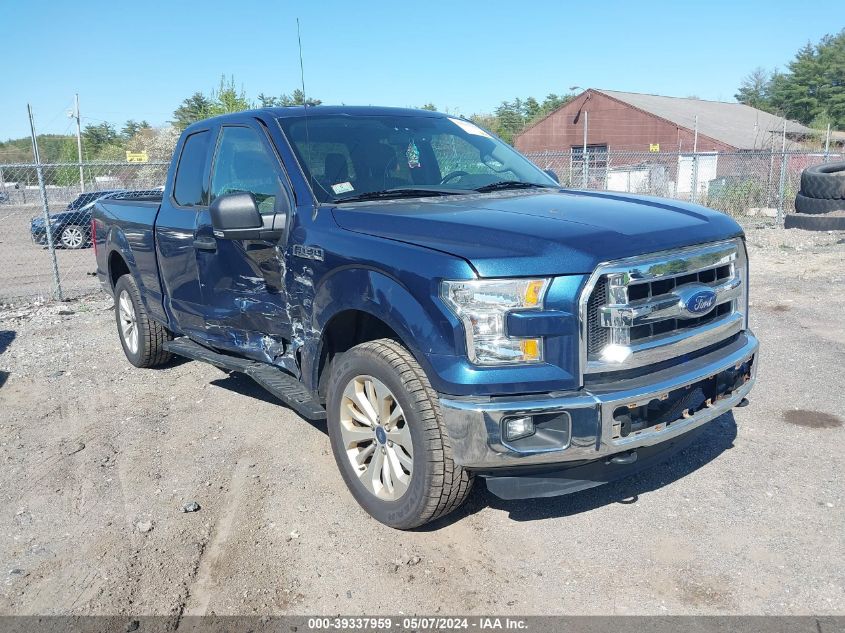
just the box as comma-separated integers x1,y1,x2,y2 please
105,226,161,322
302,267,456,394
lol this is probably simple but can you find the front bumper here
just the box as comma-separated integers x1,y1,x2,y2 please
439,331,758,471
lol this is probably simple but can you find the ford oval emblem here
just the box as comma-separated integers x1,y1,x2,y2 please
684,289,717,316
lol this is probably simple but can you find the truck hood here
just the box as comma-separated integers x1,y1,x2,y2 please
331,189,744,277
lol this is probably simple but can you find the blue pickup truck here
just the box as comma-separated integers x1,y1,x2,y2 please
93,106,758,528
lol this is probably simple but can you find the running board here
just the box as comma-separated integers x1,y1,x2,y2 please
164,338,326,420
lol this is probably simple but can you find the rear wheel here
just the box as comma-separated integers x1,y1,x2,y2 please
327,339,473,529
113,275,172,368
60,225,87,249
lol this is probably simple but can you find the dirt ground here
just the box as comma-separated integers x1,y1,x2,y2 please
0,226,843,617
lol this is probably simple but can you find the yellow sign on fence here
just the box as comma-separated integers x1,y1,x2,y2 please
125,151,149,163
649,143,660,153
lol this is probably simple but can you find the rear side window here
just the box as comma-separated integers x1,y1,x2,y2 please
173,130,210,207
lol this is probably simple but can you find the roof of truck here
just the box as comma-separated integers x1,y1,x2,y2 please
266,105,446,118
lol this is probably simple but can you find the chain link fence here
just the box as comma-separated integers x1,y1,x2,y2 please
523,149,842,223
0,150,840,304
0,161,168,304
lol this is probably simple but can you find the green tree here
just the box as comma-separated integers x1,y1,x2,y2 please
493,100,525,143
740,30,845,127
279,89,321,106
735,67,771,109
172,92,214,130
257,93,279,107
420,103,437,111
209,75,253,115
523,97,541,119
121,119,151,140
83,122,118,155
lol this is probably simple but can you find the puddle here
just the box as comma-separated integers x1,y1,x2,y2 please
783,409,843,429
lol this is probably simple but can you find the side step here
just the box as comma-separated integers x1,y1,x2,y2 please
164,338,326,420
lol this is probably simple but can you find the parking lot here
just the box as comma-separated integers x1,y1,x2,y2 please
0,204,99,302
0,225,843,617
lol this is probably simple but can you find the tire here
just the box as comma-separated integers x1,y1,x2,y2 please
59,224,87,249
799,162,845,200
784,212,845,231
113,275,173,368
327,339,473,529
794,192,845,214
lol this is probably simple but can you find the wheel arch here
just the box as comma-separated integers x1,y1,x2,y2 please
303,267,459,398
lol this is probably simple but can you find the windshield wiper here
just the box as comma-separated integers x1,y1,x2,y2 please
473,181,553,193
337,186,469,203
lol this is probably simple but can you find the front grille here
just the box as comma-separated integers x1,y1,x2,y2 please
626,265,733,343
580,240,747,376
586,276,609,357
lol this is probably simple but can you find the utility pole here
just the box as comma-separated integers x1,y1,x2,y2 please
71,93,84,192
28,104,63,300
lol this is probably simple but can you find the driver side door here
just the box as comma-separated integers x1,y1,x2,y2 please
194,123,293,364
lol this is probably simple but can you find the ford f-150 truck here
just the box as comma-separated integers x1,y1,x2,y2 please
93,106,758,529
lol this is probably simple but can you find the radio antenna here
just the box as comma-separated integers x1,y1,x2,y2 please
297,18,307,103
296,17,318,217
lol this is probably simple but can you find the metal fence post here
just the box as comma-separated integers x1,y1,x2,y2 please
581,111,589,188
824,123,831,162
690,115,699,204
28,104,63,300
776,120,787,226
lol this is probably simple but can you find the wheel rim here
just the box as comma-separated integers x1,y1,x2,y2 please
118,290,139,354
61,226,84,248
339,375,413,501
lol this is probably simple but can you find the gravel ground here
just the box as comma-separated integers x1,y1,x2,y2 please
0,226,843,617
0,205,99,302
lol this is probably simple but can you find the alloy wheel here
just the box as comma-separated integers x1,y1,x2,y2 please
339,375,413,500
61,226,85,249
118,290,139,354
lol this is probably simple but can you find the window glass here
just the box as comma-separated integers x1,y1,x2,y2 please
431,133,498,176
210,126,283,215
278,114,556,203
173,130,210,207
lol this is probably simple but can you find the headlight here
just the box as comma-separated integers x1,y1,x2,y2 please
441,278,550,365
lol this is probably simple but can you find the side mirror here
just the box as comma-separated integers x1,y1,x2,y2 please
210,192,282,241
544,169,560,184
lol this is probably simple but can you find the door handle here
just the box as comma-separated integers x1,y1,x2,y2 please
193,236,217,251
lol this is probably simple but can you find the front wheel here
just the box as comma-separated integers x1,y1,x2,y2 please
59,225,87,249
327,339,473,529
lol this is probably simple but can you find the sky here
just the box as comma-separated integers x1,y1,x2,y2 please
1,0,843,141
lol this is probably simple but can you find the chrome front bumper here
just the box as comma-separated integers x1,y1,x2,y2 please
439,331,758,469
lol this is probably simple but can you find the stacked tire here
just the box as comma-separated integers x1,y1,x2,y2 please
786,162,845,230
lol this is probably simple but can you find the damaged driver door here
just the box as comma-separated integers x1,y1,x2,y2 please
193,122,294,367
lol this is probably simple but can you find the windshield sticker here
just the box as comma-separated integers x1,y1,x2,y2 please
448,117,492,138
331,181,354,195
406,139,421,169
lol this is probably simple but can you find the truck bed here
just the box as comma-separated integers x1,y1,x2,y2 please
93,195,165,322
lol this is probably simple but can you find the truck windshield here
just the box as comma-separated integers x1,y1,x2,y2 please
277,113,558,203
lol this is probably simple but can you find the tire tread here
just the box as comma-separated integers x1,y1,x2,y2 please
335,338,473,528
115,275,172,368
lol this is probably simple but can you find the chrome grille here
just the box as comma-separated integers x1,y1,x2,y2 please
586,277,609,357
580,240,748,377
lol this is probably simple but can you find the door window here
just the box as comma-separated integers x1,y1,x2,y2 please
173,130,210,207
210,126,283,215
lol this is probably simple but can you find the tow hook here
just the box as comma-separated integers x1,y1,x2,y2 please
607,450,638,466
